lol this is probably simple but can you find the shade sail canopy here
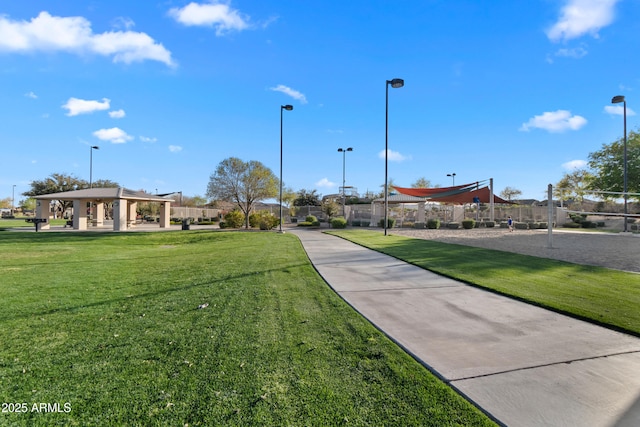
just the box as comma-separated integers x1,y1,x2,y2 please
393,183,513,204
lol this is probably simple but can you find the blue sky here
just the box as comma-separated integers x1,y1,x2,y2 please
1,0,638,203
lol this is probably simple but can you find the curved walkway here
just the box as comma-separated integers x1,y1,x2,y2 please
291,228,640,427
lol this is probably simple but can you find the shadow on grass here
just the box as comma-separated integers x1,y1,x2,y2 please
0,261,309,323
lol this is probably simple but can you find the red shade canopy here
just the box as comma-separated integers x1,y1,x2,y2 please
393,183,513,204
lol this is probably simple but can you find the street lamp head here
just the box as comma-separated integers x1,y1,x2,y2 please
447,173,456,177
612,95,625,104
281,105,293,111
388,78,404,88
91,145,99,150
346,147,353,152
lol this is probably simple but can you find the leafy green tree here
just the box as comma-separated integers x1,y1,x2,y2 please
293,189,321,207
0,197,11,209
499,186,522,201
23,173,120,214
206,157,278,229
321,199,340,220
23,173,86,213
553,169,594,205
588,129,640,201
91,179,120,188
411,177,431,188
20,198,36,212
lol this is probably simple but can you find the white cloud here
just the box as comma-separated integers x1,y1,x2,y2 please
378,149,411,162
270,84,308,104
168,1,249,35
62,97,110,116
169,145,183,152
547,0,620,42
140,136,157,143
604,105,637,116
109,109,125,119
24,91,37,99
562,160,587,170
555,46,588,58
519,110,587,133
0,11,174,67
93,127,133,144
315,178,335,188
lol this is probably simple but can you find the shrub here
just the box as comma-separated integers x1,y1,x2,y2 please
514,222,528,230
331,217,348,229
562,222,581,228
378,218,396,228
351,219,361,227
249,211,279,230
597,221,605,227
223,210,245,228
305,215,318,223
413,222,425,229
361,221,370,227
297,221,316,227
581,221,597,229
484,221,495,228
462,219,476,229
446,222,459,229
401,221,415,228
427,219,441,229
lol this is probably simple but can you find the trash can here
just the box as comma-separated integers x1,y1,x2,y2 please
182,219,190,230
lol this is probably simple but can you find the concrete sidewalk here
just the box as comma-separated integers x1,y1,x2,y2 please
290,229,640,427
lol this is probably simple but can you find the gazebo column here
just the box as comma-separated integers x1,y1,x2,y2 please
417,202,426,223
73,200,88,230
35,199,52,230
159,202,171,228
128,201,137,227
93,202,104,227
113,198,128,231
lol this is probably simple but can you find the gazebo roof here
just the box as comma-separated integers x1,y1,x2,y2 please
34,187,174,202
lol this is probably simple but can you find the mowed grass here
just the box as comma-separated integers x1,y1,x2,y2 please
327,230,640,337
0,230,495,426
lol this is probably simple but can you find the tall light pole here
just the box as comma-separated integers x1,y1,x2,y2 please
338,147,353,218
447,173,456,186
384,78,404,236
279,105,293,233
12,184,16,215
89,145,99,189
612,95,628,232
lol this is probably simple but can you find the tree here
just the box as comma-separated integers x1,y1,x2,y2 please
411,177,431,188
588,129,640,201
553,169,594,205
23,174,120,214
23,173,87,214
0,197,11,209
321,199,340,220
500,186,522,201
206,157,278,229
293,189,322,207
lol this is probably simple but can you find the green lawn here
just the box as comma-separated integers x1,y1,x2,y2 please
327,229,640,337
0,230,494,426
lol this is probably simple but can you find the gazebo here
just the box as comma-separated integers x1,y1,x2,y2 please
33,188,174,231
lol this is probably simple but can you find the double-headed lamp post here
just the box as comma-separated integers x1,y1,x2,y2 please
447,173,456,186
89,145,99,189
384,78,404,236
612,95,628,232
279,105,293,233
338,147,353,217
12,184,16,215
